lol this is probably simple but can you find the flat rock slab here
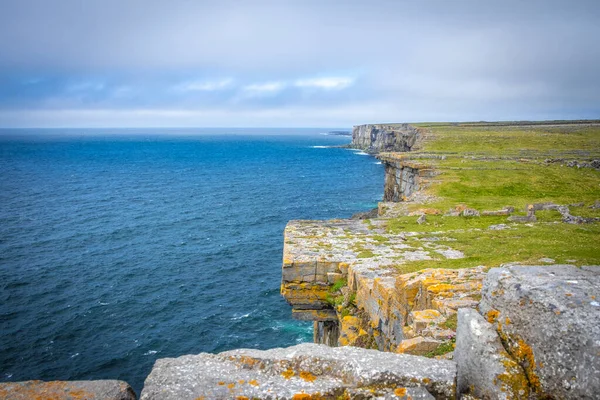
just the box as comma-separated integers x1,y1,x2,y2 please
141,343,456,399
455,308,529,399
0,380,136,400
480,264,600,399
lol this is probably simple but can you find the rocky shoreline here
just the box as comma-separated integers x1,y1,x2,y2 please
2,122,599,399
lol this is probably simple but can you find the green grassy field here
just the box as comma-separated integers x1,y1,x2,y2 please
383,121,600,271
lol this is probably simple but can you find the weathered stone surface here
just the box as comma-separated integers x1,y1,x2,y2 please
455,308,529,399
396,336,442,355
409,309,444,334
351,124,420,154
140,343,456,400
0,380,136,400
351,208,379,220
480,264,600,399
346,386,436,399
292,309,337,321
314,321,339,346
481,209,511,216
281,218,483,350
460,208,480,217
379,156,436,202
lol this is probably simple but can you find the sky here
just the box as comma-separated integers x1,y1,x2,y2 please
0,0,599,128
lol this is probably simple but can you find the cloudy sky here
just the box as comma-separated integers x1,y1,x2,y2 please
0,0,599,128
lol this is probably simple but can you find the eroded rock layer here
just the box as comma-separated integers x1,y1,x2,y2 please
280,218,484,354
0,380,136,400
351,124,421,153
140,343,456,400
479,264,600,399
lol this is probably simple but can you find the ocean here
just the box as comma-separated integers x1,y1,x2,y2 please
0,128,383,394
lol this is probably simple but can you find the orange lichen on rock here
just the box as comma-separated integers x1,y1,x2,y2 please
394,387,407,396
281,369,295,379
494,358,531,398
248,380,259,386
486,309,500,323
0,381,95,400
231,355,260,368
227,383,236,389
514,339,541,391
299,371,317,382
292,393,312,400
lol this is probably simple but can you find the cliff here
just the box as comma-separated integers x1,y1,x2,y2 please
3,121,599,399
278,121,600,398
351,124,422,153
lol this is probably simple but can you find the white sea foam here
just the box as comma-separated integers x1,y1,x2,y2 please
355,151,369,156
143,350,158,355
373,161,382,165
311,145,330,148
231,312,251,320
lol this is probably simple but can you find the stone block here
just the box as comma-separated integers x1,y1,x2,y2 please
327,272,344,284
292,309,337,321
396,336,442,356
409,309,444,334
455,308,529,399
480,265,600,399
140,343,456,400
0,380,136,400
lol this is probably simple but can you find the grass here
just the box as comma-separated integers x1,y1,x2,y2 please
357,250,376,259
330,278,347,293
391,220,600,274
417,124,600,156
376,121,600,273
441,314,458,330
424,339,455,358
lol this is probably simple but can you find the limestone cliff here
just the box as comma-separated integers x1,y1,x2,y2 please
351,124,421,153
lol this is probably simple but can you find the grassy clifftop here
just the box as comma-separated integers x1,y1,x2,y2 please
380,121,600,272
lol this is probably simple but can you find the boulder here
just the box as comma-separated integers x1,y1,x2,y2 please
480,265,600,399
396,336,442,355
0,380,136,400
455,308,529,399
140,343,456,400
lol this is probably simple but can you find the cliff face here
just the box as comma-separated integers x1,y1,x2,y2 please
351,124,421,153
280,218,485,354
380,154,436,202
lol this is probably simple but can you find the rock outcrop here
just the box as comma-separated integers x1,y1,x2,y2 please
280,218,484,354
140,343,457,400
351,124,421,154
379,154,436,202
0,380,136,400
455,308,529,399
479,264,600,399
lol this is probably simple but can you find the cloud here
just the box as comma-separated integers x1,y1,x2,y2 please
241,81,286,96
294,77,354,90
174,78,233,92
0,0,599,126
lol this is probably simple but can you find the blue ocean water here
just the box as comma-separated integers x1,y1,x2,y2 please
0,128,383,394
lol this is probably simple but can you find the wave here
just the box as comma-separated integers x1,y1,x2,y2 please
311,145,330,149
373,161,382,165
231,311,252,320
